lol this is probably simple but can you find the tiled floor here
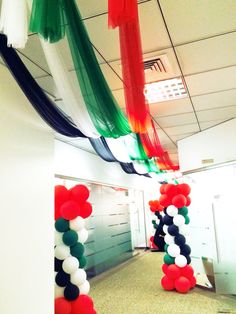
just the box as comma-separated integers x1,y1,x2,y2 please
90,251,236,314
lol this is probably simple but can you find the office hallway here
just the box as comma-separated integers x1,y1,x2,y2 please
90,251,236,314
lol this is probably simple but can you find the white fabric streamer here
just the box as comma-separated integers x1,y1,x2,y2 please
40,39,100,138
0,0,28,48
106,136,131,162
133,160,148,174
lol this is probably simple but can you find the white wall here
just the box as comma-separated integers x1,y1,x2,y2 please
55,140,159,244
0,66,54,314
178,118,236,172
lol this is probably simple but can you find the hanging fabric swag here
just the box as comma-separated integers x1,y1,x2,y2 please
108,0,151,133
29,0,131,138
0,34,85,137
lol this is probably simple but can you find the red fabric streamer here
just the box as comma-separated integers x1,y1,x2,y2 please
140,120,165,158
108,0,151,133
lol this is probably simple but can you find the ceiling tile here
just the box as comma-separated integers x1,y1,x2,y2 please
186,66,236,96
150,97,193,117
192,89,236,111
199,119,228,130
112,89,125,108
171,132,197,142
100,64,123,90
176,32,236,75
160,0,236,45
197,106,236,122
155,112,197,128
164,123,200,136
77,0,107,17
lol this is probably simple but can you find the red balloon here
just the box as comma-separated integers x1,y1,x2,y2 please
161,275,175,291
157,205,164,212
175,276,191,293
172,194,187,208
70,185,90,204
150,236,154,242
190,276,196,288
160,184,167,194
162,263,168,274
186,196,191,206
165,184,178,198
55,297,71,314
177,183,191,196
60,201,80,220
71,295,94,314
152,200,160,208
148,200,154,206
181,265,194,279
166,264,181,280
55,186,69,220
159,194,172,207
80,201,93,218
150,206,157,213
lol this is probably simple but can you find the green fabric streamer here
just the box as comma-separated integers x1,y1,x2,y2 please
61,0,131,138
145,159,161,173
29,0,65,43
126,134,149,160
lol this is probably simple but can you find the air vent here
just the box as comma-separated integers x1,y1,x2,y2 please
144,58,167,73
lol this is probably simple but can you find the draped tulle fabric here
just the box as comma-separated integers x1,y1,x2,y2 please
89,138,117,162
108,0,151,133
40,39,100,138
124,134,149,160
140,120,165,158
29,0,65,43
120,162,147,176
0,0,28,48
105,137,131,163
0,34,85,137
59,0,131,138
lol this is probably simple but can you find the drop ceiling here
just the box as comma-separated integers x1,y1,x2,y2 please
1,0,236,164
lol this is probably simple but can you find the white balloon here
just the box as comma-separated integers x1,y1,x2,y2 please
55,230,63,245
55,284,64,298
79,280,90,295
54,244,70,260
164,234,175,245
70,216,85,231
175,254,187,268
77,228,88,244
166,205,178,217
179,224,190,236
167,243,180,257
62,256,79,274
173,214,185,227
163,224,168,234
71,269,87,286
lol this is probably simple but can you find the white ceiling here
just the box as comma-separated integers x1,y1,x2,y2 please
1,0,236,164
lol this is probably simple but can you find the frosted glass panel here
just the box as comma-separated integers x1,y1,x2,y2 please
57,178,133,277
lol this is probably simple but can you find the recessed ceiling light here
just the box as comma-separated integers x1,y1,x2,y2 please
144,78,187,104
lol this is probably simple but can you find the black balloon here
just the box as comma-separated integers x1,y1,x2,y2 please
55,271,71,287
186,255,191,264
163,214,173,226
174,234,186,246
54,258,63,272
64,284,80,301
181,244,191,256
168,224,179,236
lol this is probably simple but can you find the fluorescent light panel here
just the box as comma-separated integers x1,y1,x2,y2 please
144,78,187,103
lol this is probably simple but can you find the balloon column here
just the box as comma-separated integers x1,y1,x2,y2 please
54,184,96,314
159,183,196,293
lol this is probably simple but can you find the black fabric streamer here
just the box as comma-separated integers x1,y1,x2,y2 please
0,34,85,137
89,137,118,162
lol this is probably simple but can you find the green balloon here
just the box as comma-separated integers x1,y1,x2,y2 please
79,255,87,268
62,230,78,246
55,218,69,232
70,242,85,259
178,206,188,216
164,244,169,252
185,215,190,224
163,254,175,265
152,220,156,225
